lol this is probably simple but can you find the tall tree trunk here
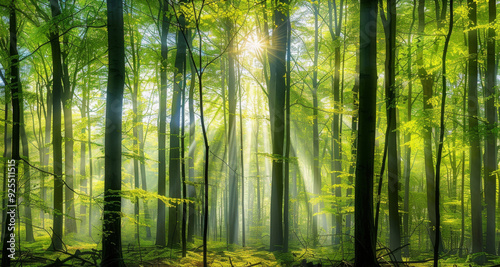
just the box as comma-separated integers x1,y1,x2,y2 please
355,0,378,265
403,1,416,258
1,89,11,244
102,0,125,265
225,11,239,245
467,0,483,256
269,0,288,252
346,49,359,239
80,92,87,230
21,114,34,242
156,0,169,247
87,71,93,238
239,72,246,247
2,2,20,264
484,0,497,255
48,0,64,251
311,0,320,247
328,0,344,246
434,2,453,265
42,85,52,228
381,0,401,260
62,35,77,235
283,8,291,252
168,2,187,247
417,0,443,251
187,35,197,243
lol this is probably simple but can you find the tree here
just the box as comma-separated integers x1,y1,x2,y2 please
269,0,288,252
48,0,64,252
355,0,378,266
168,0,188,248
416,0,443,252
434,1,453,265
484,0,496,255
1,1,20,264
467,0,482,256
380,0,401,260
156,0,169,247
327,0,344,246
226,7,239,245
101,0,125,265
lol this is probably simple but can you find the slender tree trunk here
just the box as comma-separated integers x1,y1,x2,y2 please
187,34,197,243
226,13,239,245
269,0,288,252
48,0,64,251
101,0,125,265
62,36,77,235
156,0,169,247
403,1,416,258
168,2,187,247
484,0,497,255
239,71,246,247
346,50,359,239
311,1,320,247
328,0,344,246
2,2,20,264
355,0,378,265
42,85,52,227
434,3,453,265
283,8,291,252
467,0,483,256
417,0,443,251
381,0,401,260
21,115,34,242
80,94,87,230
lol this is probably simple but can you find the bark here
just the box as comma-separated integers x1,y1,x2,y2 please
269,0,288,252
467,0,483,255
62,35,77,235
101,0,125,265
2,2,20,264
484,0,497,255
48,0,64,251
156,0,169,247
403,1,416,258
381,0,401,260
226,12,239,245
168,2,187,247
21,113,34,242
434,2,453,265
311,0,320,247
355,0,378,265
80,94,87,229
417,0,443,252
283,8,291,252
187,34,197,243
328,0,344,246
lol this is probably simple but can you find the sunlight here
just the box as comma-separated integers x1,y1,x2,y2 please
244,35,264,56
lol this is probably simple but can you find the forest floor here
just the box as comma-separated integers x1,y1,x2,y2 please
10,234,500,266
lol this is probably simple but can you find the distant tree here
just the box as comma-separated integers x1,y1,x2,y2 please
226,5,239,245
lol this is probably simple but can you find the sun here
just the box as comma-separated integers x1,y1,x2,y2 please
244,34,264,56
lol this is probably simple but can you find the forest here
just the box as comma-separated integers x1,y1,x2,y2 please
0,0,499,266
